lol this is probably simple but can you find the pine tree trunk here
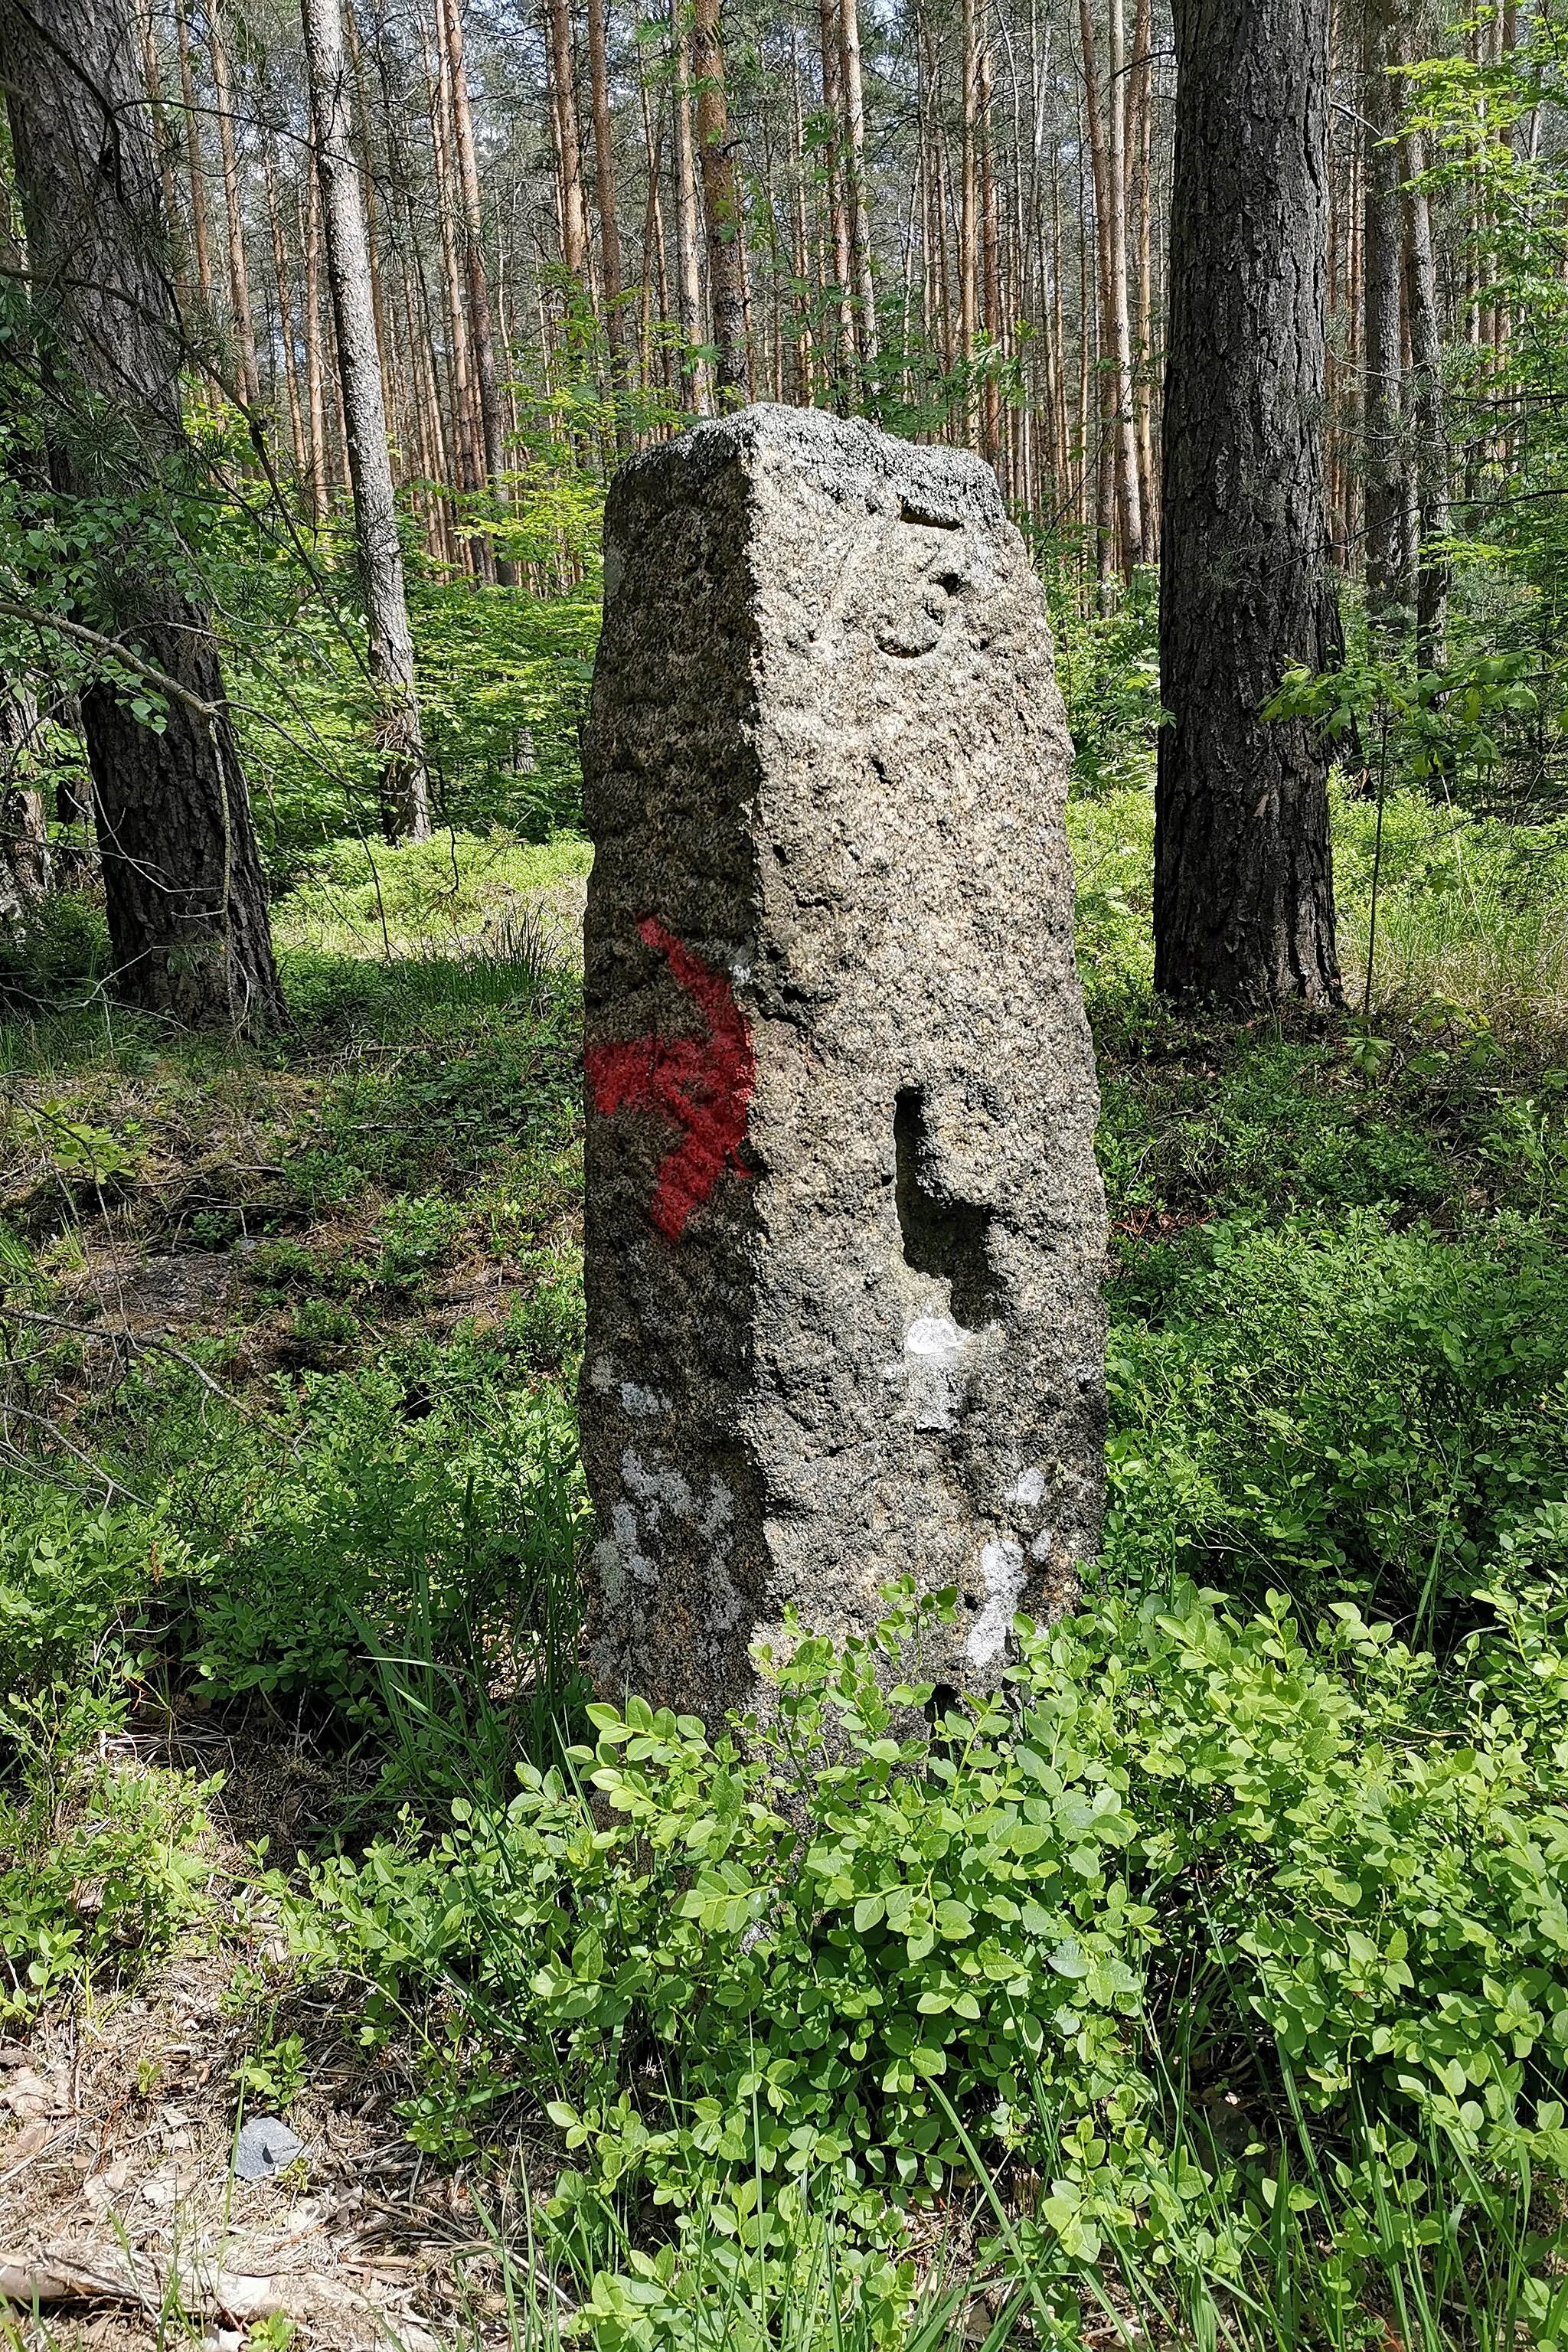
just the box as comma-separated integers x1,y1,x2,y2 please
671,2,709,410
586,0,630,436
1403,111,1450,668
424,5,480,540
547,0,591,281
978,31,1001,464
134,0,187,309
691,0,746,403
207,5,260,408
439,0,512,565
302,169,330,519
175,1,214,311
0,691,52,920
1362,0,1406,622
820,0,855,389
263,141,308,480
302,0,430,838
1130,0,1156,543
1155,0,1343,1010
1,0,283,1032
838,0,877,370
1106,0,1144,567
960,0,978,438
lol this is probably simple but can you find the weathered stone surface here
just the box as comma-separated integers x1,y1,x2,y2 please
580,403,1106,1726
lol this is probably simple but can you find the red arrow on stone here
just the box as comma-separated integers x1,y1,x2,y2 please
585,916,756,1243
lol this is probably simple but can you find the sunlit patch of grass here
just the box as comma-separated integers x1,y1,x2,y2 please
271,828,592,962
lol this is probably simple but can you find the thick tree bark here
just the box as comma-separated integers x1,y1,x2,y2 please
1155,0,1343,1010
1,0,283,1034
690,0,746,404
302,0,430,838
0,692,53,925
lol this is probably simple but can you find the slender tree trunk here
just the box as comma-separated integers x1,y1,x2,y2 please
820,0,854,387
638,77,666,399
0,691,52,920
135,0,186,306
1130,0,1156,542
424,6,479,532
302,169,329,519
586,0,630,437
1155,0,1343,1009
1403,110,1450,668
302,0,430,838
671,2,709,410
547,0,590,280
838,0,877,370
789,39,815,400
691,0,746,403
1362,0,1406,622
1,0,283,1031
175,0,214,311
263,141,307,480
207,3,260,407
978,30,1001,465
960,0,978,439
440,0,512,560
1106,0,1144,567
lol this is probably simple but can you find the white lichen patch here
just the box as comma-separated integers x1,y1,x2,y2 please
619,1381,668,1418
966,1535,1025,1665
901,1313,979,1431
1006,1465,1047,1509
622,1447,694,1522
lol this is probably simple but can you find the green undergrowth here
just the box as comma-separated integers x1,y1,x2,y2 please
3,795,1568,2341
286,1578,1568,2348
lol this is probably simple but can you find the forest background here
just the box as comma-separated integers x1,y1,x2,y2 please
11,0,1568,2344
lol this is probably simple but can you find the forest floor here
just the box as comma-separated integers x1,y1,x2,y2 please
4,805,1568,2347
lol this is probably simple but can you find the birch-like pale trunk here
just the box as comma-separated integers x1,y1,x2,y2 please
838,0,877,368
302,0,430,838
671,0,710,410
207,4,260,407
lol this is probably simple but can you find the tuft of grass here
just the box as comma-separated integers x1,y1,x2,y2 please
272,828,592,962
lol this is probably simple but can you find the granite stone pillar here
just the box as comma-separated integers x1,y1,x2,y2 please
580,404,1106,1725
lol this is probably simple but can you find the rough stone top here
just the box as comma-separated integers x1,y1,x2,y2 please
608,402,1011,533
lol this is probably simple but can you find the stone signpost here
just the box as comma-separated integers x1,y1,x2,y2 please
580,404,1106,1726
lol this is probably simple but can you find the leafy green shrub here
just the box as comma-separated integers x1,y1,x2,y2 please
176,1367,585,1737
286,1578,1568,2344
0,1498,192,1697
1,1747,214,2022
1106,1207,1568,1628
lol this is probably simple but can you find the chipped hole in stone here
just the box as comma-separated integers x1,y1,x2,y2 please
893,1087,1002,1330
900,500,962,531
927,1681,960,1730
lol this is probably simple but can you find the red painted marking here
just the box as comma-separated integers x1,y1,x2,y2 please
585,916,756,1242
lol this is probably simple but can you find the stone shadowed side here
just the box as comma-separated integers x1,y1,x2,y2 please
580,403,1106,1728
